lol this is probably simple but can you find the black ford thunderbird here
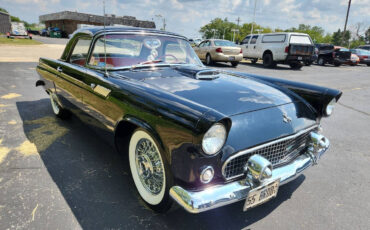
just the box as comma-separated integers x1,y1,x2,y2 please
36,27,342,213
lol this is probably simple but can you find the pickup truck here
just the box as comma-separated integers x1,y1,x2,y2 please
315,44,352,66
239,32,314,69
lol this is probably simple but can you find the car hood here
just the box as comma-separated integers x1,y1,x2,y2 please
115,66,298,117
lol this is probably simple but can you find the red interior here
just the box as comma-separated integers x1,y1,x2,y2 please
71,57,142,67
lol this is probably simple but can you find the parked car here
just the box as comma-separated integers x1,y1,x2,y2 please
238,32,314,69
315,44,351,66
40,29,48,36
356,45,370,51
7,22,32,39
27,29,40,35
350,49,370,66
36,26,342,214
193,39,243,66
345,53,360,66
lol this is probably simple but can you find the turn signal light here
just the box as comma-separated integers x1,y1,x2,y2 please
215,48,223,53
240,48,242,53
363,56,368,58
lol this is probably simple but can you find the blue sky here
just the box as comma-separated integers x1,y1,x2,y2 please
1,0,369,38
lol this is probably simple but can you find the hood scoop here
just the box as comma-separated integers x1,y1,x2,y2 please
195,70,221,80
174,66,220,80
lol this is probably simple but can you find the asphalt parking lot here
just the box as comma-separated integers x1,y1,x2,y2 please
0,57,369,229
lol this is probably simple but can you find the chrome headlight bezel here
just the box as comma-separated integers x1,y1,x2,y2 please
202,123,227,156
324,98,337,116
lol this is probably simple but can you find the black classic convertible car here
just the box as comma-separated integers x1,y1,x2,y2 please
36,27,341,213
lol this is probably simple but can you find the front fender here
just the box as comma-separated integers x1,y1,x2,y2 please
230,72,342,118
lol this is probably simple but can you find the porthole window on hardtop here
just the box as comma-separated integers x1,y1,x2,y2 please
262,34,286,43
69,37,92,66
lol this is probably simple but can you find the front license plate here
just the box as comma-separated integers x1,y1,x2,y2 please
229,56,235,61
297,56,303,60
243,179,280,211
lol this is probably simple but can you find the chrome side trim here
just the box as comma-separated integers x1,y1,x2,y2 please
222,125,318,181
170,138,329,214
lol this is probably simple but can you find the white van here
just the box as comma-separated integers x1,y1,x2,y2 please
239,32,314,69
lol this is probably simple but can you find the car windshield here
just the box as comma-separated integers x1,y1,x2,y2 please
214,40,237,47
88,34,202,69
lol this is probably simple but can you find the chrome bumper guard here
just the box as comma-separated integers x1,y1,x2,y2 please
170,132,329,213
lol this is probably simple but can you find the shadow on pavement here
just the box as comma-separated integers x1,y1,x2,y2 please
238,62,303,71
16,98,305,230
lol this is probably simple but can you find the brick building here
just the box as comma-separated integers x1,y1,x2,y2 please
39,11,155,35
0,11,11,34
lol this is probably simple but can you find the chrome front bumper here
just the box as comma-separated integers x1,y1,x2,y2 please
170,134,329,213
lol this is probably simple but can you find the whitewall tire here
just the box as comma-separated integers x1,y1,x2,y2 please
129,129,172,211
50,93,69,119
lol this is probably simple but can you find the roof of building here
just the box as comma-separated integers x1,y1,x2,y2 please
39,11,155,29
0,11,10,16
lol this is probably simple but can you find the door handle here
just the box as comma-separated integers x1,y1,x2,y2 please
254,46,256,49
56,66,62,72
246,46,248,48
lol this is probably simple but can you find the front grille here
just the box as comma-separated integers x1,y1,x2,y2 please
222,127,315,180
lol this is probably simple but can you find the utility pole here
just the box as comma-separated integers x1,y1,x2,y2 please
231,29,239,42
342,0,351,45
236,17,241,41
251,0,257,34
211,29,217,39
236,17,241,27
223,27,228,40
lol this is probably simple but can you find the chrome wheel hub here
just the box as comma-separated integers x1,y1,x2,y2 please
135,138,164,195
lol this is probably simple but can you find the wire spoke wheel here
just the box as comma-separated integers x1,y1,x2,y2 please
135,138,164,195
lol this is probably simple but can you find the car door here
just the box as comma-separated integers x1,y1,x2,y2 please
200,41,210,60
194,41,206,60
78,35,126,138
54,36,92,110
249,35,259,58
240,36,251,57
205,40,212,57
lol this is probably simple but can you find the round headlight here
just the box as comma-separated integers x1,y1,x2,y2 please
325,98,336,116
202,123,227,155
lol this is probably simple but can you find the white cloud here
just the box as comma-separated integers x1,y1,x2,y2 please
2,0,369,38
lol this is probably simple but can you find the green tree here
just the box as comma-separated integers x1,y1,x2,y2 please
284,24,328,43
365,27,370,44
0,7,8,13
200,18,273,43
332,29,350,46
11,16,21,22
199,18,238,41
